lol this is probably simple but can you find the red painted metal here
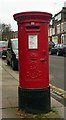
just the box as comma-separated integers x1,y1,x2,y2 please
13,11,52,88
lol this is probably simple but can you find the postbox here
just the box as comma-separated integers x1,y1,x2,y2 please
13,11,52,113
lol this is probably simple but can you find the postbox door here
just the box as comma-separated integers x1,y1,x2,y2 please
19,23,49,88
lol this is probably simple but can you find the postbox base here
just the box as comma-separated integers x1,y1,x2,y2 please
18,86,51,113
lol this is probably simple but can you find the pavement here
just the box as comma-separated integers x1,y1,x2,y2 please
0,59,66,119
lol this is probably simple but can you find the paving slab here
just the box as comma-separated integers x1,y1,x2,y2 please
2,85,18,98
0,109,2,120
2,108,19,118
2,98,11,109
51,98,64,118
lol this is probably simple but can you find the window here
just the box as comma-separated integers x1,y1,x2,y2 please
57,24,60,34
64,22,66,32
12,39,18,50
61,22,64,32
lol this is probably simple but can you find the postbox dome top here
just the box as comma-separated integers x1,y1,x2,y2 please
13,11,52,23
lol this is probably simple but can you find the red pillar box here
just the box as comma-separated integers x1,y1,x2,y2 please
13,11,52,113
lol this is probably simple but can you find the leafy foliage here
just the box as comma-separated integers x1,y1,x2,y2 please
2,23,12,41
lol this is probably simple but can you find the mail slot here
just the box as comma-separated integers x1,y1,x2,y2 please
13,11,52,113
